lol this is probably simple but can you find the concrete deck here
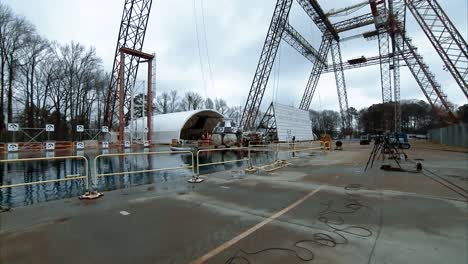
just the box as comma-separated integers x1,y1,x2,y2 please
1,142,467,264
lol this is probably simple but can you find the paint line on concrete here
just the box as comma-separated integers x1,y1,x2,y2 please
190,186,323,264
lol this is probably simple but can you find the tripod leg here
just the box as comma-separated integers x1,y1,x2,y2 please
393,146,402,168
371,143,383,169
365,143,379,171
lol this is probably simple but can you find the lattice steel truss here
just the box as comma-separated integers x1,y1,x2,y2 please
330,40,352,131
299,37,332,109
320,51,412,73
390,0,459,123
334,13,375,33
296,0,352,133
394,28,458,122
257,102,278,142
240,0,338,131
378,32,393,103
389,0,406,132
373,1,393,104
241,0,354,133
406,0,468,99
282,23,324,64
241,0,464,133
239,0,293,131
104,0,153,128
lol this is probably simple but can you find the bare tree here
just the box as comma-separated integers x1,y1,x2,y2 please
191,92,204,110
180,91,204,111
214,98,229,115
205,98,214,109
227,106,243,124
0,8,34,123
168,90,178,113
0,3,13,129
19,33,49,127
156,92,170,114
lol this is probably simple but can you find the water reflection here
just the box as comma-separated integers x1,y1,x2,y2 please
1,148,285,208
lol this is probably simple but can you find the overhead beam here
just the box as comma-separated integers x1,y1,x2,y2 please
321,51,413,73
282,23,326,65
333,13,375,33
326,0,368,17
119,47,154,60
296,0,339,40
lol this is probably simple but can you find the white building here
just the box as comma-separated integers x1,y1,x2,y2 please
128,109,224,144
258,102,316,141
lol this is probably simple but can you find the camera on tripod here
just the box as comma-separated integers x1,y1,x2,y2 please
365,131,410,171
374,131,411,150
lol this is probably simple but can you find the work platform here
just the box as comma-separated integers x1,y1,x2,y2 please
0,142,467,264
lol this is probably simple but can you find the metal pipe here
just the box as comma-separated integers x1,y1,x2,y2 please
97,166,191,178
196,147,250,175
197,159,249,168
147,57,153,142
0,176,87,189
119,50,125,145
93,150,194,188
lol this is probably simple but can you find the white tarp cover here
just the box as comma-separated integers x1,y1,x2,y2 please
128,109,223,144
273,102,315,141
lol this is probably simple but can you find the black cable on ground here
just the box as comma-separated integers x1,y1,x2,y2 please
0,205,11,213
366,163,384,264
225,184,374,264
421,165,468,194
407,159,468,200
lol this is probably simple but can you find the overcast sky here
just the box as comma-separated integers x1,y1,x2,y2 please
5,0,467,112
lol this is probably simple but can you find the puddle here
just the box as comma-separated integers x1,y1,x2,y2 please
1,148,279,207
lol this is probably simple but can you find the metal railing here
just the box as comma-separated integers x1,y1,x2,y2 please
93,151,195,187
0,156,89,190
249,141,324,153
232,141,322,173
196,147,251,175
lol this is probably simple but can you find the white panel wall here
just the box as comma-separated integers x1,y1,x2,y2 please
274,103,315,141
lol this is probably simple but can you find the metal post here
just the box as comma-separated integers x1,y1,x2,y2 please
130,87,134,143
196,151,200,175
248,147,252,168
147,58,153,142
119,51,125,145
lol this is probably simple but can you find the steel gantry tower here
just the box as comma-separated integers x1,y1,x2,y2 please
241,0,353,133
103,0,465,132
242,0,464,133
104,0,153,128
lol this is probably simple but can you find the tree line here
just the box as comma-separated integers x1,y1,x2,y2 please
310,100,467,137
134,90,243,123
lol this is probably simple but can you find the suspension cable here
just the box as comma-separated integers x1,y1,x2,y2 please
200,0,215,93
192,0,207,97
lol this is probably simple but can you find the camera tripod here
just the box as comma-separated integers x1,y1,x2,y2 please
365,133,408,171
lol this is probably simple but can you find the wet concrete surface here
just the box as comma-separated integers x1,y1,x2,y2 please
1,141,467,264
